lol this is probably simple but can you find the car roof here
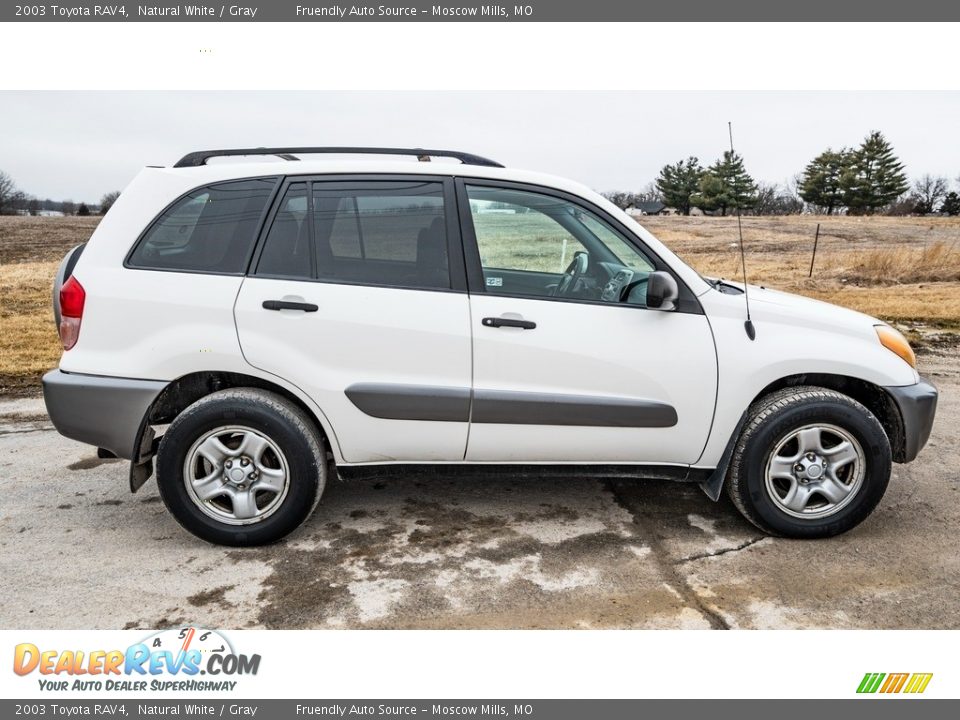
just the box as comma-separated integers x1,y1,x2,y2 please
153,158,598,198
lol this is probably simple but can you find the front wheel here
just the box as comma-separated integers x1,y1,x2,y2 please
726,387,891,538
156,388,327,546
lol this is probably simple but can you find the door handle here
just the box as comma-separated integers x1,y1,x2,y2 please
262,300,318,312
482,317,536,330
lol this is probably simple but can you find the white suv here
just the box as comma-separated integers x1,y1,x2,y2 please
43,147,938,546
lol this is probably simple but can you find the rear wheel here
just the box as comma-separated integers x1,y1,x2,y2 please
726,387,891,538
156,388,326,546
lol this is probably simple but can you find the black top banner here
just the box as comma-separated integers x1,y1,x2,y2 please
4,0,959,22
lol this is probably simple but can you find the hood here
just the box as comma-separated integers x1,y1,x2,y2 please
712,281,882,338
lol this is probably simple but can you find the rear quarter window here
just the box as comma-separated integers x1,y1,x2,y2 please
127,178,277,274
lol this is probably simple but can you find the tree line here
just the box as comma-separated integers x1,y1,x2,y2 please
0,170,120,217
5,134,960,220
605,131,960,217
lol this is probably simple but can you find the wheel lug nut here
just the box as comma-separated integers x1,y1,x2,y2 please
795,464,804,472
226,460,232,468
241,458,249,467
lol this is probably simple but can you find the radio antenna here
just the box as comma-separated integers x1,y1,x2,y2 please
728,121,756,341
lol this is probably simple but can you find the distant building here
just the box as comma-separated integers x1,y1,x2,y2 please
625,201,676,216
37,210,65,217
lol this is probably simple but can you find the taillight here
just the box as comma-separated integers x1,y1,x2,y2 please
59,276,85,351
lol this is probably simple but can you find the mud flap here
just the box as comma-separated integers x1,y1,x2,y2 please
699,411,748,502
130,458,155,493
129,421,157,493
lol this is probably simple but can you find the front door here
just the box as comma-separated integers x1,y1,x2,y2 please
459,181,717,465
234,176,472,463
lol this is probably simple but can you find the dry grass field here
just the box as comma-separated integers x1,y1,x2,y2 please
1,214,959,394
640,214,960,332
0,216,101,393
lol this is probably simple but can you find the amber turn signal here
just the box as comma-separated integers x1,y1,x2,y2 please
875,325,916,369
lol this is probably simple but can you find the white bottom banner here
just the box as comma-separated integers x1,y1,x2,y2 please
0,629,952,699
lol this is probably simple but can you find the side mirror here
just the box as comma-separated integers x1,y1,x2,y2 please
646,271,679,311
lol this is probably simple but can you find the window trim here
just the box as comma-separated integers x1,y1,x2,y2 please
454,177,704,315
247,173,467,294
123,176,283,277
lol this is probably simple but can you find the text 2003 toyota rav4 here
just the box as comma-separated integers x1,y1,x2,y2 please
43,147,938,546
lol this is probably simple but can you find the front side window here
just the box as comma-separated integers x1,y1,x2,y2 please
466,185,655,304
128,178,277,273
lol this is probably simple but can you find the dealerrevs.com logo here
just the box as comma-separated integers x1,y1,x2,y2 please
13,627,261,692
857,673,933,694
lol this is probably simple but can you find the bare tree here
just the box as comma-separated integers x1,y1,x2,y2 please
752,181,804,216
637,181,662,203
0,170,18,215
752,182,780,215
99,190,121,215
785,173,805,207
602,183,662,210
61,199,76,216
601,191,631,209
913,174,949,214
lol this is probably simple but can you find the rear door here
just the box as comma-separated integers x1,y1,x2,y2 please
458,180,718,465
234,175,473,463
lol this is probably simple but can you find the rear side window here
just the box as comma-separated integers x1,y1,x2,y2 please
256,183,310,278
256,180,450,290
128,178,277,274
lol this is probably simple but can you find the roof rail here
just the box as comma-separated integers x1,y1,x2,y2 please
172,147,504,169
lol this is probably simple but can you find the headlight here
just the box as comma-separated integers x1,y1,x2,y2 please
875,324,917,369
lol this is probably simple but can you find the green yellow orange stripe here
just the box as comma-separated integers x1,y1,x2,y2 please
857,672,932,694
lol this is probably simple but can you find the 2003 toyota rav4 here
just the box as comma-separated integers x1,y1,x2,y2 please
43,147,938,545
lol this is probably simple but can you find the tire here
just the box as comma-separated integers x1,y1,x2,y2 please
156,388,326,546
726,386,891,538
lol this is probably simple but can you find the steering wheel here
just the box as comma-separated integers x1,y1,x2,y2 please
554,251,589,297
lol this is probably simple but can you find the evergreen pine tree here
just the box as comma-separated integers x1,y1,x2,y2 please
841,131,909,215
941,192,960,216
799,148,848,214
690,151,756,216
655,157,704,215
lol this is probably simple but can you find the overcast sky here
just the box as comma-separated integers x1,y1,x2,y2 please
2,91,958,203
